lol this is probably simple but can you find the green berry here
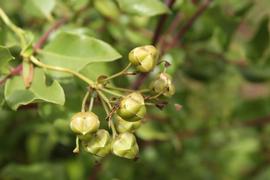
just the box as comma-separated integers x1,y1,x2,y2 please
151,72,175,97
128,45,158,72
115,115,141,133
117,92,146,121
112,132,139,159
70,112,100,135
84,129,111,157
124,105,146,122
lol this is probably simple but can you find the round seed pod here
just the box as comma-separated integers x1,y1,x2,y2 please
115,116,142,133
117,92,146,121
128,45,158,72
70,112,100,135
112,132,139,159
124,105,146,122
151,72,175,97
84,129,111,157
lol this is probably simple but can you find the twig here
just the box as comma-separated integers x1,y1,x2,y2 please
152,0,176,45
159,13,182,55
33,17,68,50
0,65,22,86
165,0,212,51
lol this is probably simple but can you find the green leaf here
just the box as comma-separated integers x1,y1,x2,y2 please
80,62,113,81
246,17,269,62
4,68,65,110
38,32,121,74
24,0,55,20
116,0,169,16
0,46,14,74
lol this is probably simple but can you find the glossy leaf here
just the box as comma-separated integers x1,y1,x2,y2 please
116,0,169,16
38,32,121,72
4,68,65,110
25,0,55,19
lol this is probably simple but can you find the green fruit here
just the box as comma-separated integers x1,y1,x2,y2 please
84,129,111,157
128,45,158,72
112,132,139,159
70,112,100,135
115,115,142,133
117,92,145,120
124,105,146,122
151,72,175,97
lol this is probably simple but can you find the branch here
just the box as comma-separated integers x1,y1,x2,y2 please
0,65,22,86
165,0,212,51
33,17,68,50
152,0,176,45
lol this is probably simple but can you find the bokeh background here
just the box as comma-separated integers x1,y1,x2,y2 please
1,0,270,179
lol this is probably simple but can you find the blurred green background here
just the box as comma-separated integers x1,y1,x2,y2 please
1,0,270,179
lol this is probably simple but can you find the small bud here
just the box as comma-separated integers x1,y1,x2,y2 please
84,129,111,157
151,72,175,97
117,92,146,121
128,45,158,72
115,116,141,133
112,132,139,159
70,112,100,135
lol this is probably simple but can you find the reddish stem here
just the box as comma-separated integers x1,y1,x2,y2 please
0,64,23,86
34,18,68,50
166,0,212,50
152,0,176,45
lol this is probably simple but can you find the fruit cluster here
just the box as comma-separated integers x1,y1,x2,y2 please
70,45,175,159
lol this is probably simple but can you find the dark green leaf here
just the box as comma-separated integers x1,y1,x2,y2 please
247,17,269,62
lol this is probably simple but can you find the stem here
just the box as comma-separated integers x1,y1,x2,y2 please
81,91,90,112
72,136,80,153
147,91,164,100
0,65,22,86
106,85,135,92
30,56,95,86
106,85,150,93
0,8,26,48
103,63,131,82
89,92,96,112
167,0,212,50
101,88,123,97
97,90,117,137
34,18,68,50
152,0,176,45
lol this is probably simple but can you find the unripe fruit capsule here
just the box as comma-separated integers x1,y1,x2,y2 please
112,132,139,159
115,115,142,133
117,92,146,121
70,112,100,135
84,129,111,157
128,45,158,72
151,72,175,97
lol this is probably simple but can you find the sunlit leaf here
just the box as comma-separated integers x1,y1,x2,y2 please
116,0,169,16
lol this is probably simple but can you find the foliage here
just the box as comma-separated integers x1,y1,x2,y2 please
0,0,270,179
